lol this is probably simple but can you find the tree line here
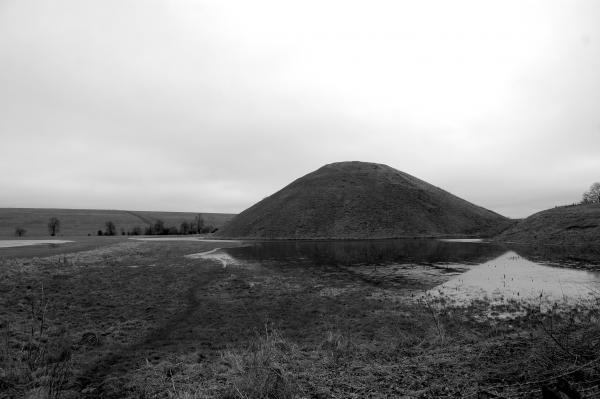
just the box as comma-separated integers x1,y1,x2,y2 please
99,214,217,236
14,214,217,237
99,215,217,236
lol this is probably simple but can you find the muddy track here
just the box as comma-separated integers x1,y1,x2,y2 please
78,263,224,397
77,251,439,397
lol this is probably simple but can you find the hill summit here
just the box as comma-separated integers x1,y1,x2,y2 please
220,161,508,239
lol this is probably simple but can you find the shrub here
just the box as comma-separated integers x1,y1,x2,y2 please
2,286,73,398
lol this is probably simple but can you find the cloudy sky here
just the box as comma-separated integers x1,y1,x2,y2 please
1,0,599,218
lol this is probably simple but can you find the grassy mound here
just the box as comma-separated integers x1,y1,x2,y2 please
220,161,509,239
496,204,600,245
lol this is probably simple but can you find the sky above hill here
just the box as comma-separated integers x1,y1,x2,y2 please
1,0,599,218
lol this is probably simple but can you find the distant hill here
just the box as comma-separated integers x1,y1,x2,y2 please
219,161,510,239
495,204,600,245
0,208,235,237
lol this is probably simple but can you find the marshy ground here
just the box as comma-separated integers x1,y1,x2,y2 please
1,238,600,398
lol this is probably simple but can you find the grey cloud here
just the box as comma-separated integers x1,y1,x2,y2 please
1,0,599,218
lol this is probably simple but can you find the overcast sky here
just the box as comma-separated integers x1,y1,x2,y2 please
1,0,599,218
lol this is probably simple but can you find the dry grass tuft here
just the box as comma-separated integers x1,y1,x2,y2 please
1,285,72,399
219,328,298,399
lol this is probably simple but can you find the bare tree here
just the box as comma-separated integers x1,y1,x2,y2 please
180,221,190,235
48,217,60,236
105,221,117,236
582,182,600,204
152,219,165,235
15,227,26,237
194,214,205,234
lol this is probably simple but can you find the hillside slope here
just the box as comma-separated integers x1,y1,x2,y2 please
0,208,235,237
495,204,600,245
220,161,509,239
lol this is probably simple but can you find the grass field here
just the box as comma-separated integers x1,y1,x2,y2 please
0,208,236,238
1,238,599,398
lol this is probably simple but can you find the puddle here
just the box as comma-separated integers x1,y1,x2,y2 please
343,262,469,290
438,238,484,243
185,248,238,267
130,237,241,243
429,251,600,309
0,240,73,248
129,237,245,268
130,237,206,242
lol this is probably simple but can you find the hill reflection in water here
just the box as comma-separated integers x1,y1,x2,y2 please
223,239,507,267
432,250,600,306
217,239,600,303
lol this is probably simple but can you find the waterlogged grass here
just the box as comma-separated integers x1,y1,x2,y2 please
1,239,600,398
126,297,600,399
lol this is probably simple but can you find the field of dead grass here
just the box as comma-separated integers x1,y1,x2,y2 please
1,239,599,398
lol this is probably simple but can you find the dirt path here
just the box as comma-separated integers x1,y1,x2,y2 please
77,261,228,396
77,259,361,397
0,238,247,398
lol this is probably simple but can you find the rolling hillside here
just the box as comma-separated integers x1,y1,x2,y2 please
0,208,235,237
220,161,510,239
495,203,600,245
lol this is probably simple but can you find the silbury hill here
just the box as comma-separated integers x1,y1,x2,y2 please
220,161,510,239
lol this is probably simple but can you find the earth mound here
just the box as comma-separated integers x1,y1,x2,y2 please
495,204,600,245
220,161,509,239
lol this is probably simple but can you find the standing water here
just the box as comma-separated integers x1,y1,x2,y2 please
189,239,600,310
0,240,73,248
430,250,600,307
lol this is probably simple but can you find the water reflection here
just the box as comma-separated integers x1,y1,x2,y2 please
432,251,600,306
223,239,507,267
186,247,237,267
506,243,600,268
0,240,73,248
214,239,600,306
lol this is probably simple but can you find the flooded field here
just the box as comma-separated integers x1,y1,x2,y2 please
2,237,600,398
202,239,600,310
0,239,73,248
433,250,600,307
130,237,240,243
